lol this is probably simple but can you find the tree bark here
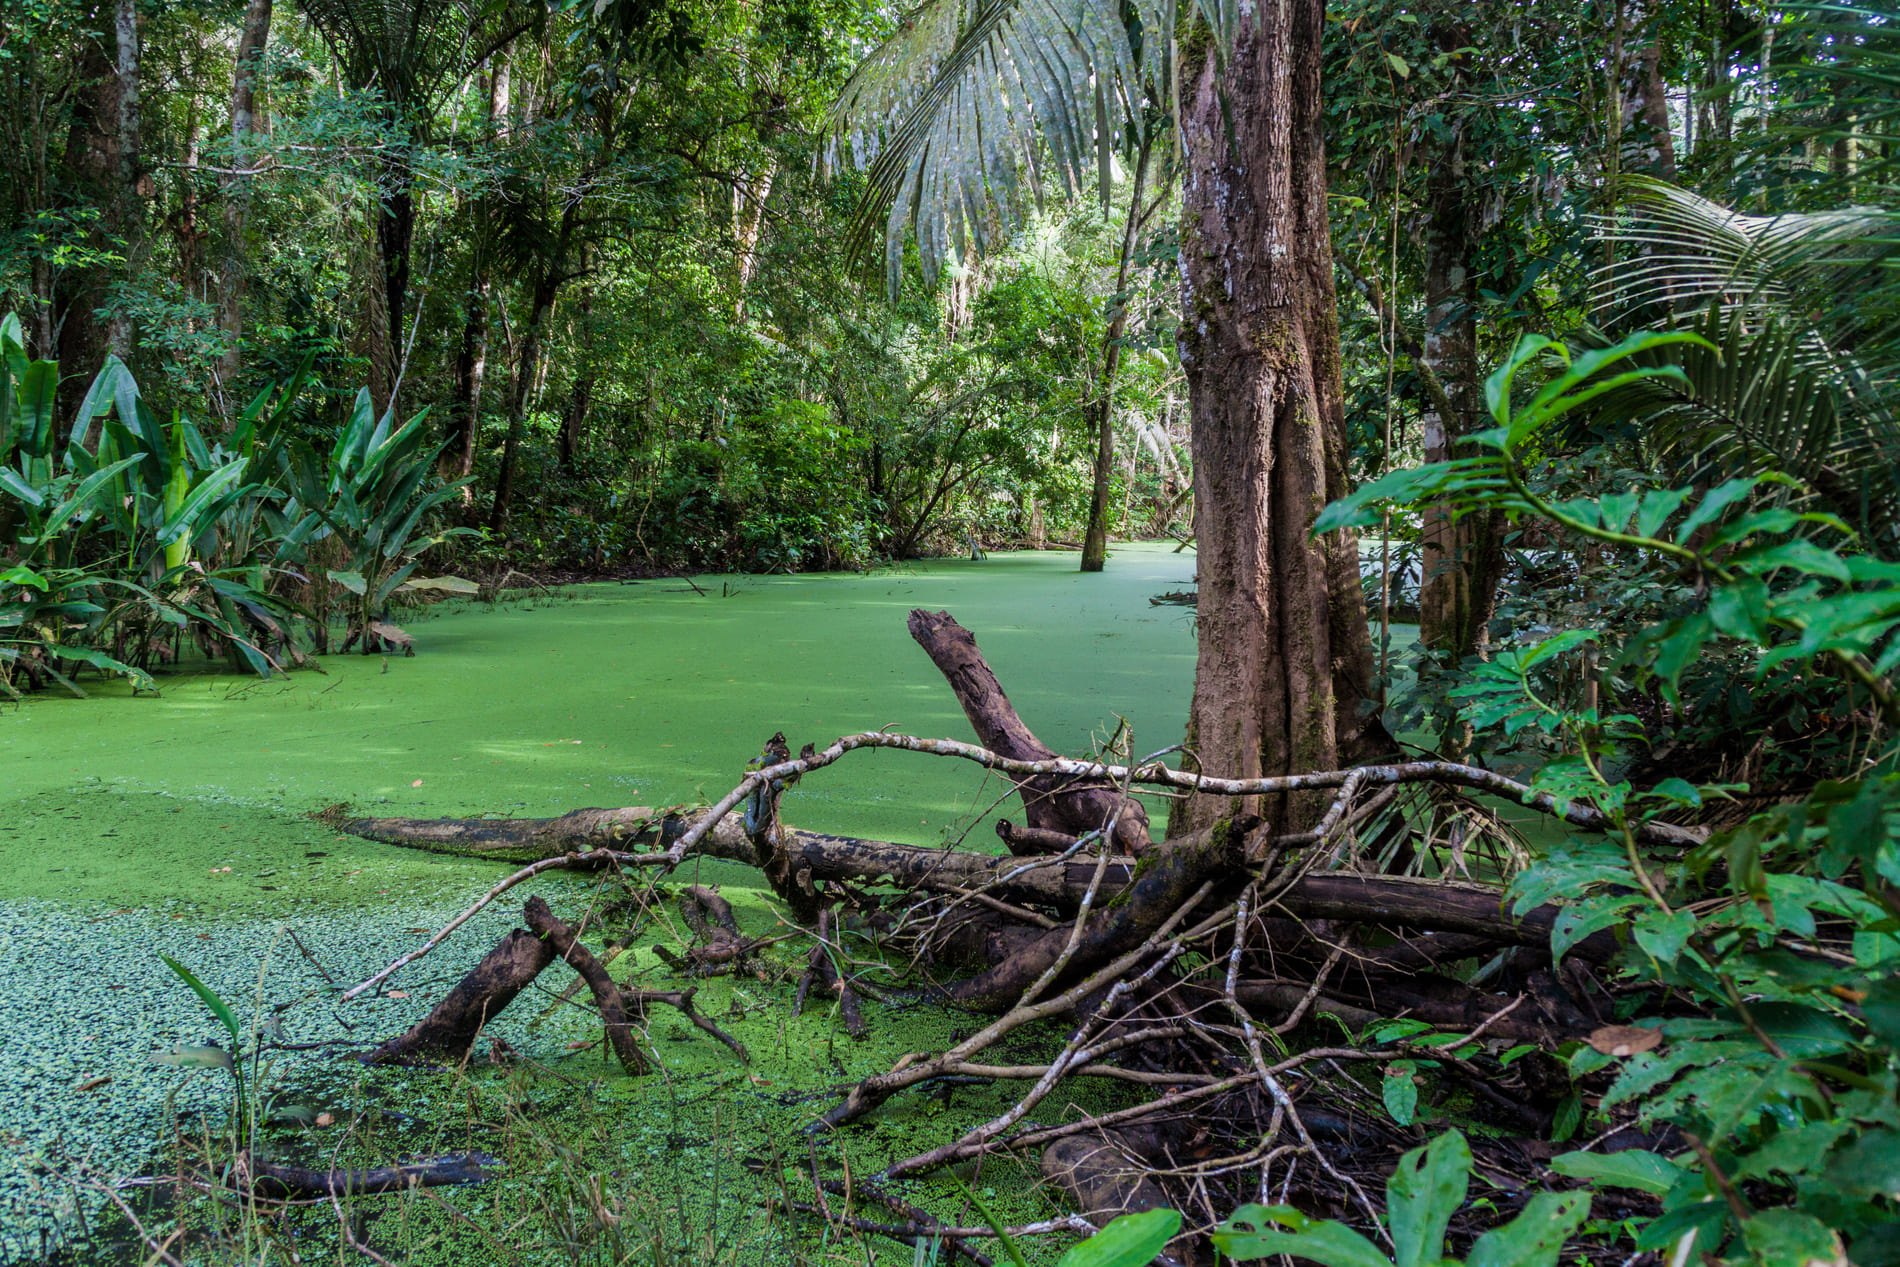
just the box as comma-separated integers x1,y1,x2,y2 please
908,609,1152,853
1415,125,1505,683
217,0,271,400
1173,0,1384,839
107,0,140,363
490,270,560,527
366,926,555,1065
1080,136,1152,573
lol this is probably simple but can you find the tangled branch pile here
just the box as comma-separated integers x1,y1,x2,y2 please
326,610,1697,1263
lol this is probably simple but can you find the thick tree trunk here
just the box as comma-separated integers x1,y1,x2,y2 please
1173,0,1383,839
217,0,272,398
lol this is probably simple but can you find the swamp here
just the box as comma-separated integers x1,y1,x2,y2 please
2,0,1899,1264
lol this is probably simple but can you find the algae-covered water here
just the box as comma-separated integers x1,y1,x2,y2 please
0,545,1204,1264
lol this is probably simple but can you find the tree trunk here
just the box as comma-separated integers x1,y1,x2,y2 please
1416,143,1505,676
1079,137,1151,573
490,273,559,527
448,274,490,480
1619,0,1678,180
107,0,140,363
217,0,272,400
1173,0,1383,839
559,283,594,471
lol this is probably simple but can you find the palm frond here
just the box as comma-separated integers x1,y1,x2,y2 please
1592,178,1898,357
828,0,1219,294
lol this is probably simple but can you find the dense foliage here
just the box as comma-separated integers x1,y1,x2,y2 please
4,0,1899,1262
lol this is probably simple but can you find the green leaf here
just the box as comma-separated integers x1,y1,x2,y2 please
1862,976,1900,1048
1633,909,1699,963
1824,1128,1900,1199
1055,1208,1181,1267
159,955,243,1049
1463,1192,1589,1267
1549,1149,1684,1196
1384,51,1410,76
1386,1131,1467,1267
1741,1209,1843,1265
1674,477,1761,544
327,569,368,595
1382,1061,1420,1128
1211,1206,1391,1267
1,565,48,591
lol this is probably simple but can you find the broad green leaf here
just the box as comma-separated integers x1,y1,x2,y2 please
1055,1208,1181,1267
1549,1149,1684,1196
1211,1206,1391,1267
1740,1210,1842,1266
1,565,47,591
327,569,368,595
1385,1130,1466,1267
1633,909,1699,963
1674,477,1761,543
1463,1192,1588,1267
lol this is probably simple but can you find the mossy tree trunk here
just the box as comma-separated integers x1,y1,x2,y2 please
1172,0,1383,839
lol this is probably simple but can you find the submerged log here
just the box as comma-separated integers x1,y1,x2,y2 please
238,1150,493,1199
366,927,556,1065
908,609,1153,855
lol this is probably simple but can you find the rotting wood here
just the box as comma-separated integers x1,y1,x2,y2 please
523,895,649,1075
236,1150,492,1199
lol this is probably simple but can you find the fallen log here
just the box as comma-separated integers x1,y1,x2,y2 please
524,895,649,1076
365,927,555,1065
908,609,1153,855
237,1150,493,1199
336,807,1626,965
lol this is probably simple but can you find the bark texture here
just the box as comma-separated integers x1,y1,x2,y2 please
1174,0,1383,839
216,0,271,395
366,927,555,1064
908,610,1152,853
1415,117,1505,673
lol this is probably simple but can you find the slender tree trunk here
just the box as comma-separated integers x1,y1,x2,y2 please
107,0,140,362
1080,138,1151,573
448,275,490,480
217,0,271,401
490,273,559,527
56,37,119,441
1416,144,1504,671
732,161,776,323
1172,0,1383,840
1619,0,1678,180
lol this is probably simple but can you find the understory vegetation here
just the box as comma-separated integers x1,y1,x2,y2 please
4,0,1900,1264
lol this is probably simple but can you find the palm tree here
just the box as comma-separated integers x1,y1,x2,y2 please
830,0,1389,836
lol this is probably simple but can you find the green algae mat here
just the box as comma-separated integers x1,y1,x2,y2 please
0,546,1202,1264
